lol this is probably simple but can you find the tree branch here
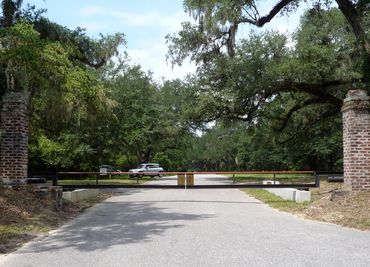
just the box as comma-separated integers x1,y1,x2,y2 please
279,106,341,144
278,80,345,108
239,0,297,27
277,97,328,131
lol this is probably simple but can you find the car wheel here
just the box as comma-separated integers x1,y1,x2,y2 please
158,172,163,177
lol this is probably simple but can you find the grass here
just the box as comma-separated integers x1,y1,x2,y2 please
0,223,52,252
356,218,370,228
0,205,65,252
0,225,34,240
228,173,314,179
227,173,315,184
0,225,32,252
242,189,309,212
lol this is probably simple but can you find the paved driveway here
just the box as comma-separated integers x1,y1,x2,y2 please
1,175,370,267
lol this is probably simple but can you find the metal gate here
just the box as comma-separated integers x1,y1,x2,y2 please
55,171,319,189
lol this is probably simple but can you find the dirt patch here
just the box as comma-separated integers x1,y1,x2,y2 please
0,187,116,254
302,182,370,230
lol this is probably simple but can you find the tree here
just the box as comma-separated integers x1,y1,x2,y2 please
168,1,369,110
155,79,195,170
185,124,240,171
165,4,356,172
1,1,23,27
28,48,117,171
0,2,125,175
167,6,364,130
178,0,369,77
106,66,192,168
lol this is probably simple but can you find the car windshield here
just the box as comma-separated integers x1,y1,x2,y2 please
137,164,159,168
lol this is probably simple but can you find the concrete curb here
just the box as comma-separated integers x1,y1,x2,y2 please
63,189,100,202
262,180,311,203
264,188,311,203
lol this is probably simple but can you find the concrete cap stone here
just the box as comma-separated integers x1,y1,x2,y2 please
346,89,369,99
342,89,370,112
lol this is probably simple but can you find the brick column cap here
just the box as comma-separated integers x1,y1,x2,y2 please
341,89,370,112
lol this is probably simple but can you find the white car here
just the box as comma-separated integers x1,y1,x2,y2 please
129,163,164,178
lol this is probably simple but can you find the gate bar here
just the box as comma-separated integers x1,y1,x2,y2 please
61,183,318,189
55,171,319,189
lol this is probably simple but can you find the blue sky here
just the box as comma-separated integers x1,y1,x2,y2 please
23,1,307,81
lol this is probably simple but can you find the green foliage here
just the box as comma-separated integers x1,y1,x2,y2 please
293,8,361,85
105,65,193,169
26,6,347,173
184,124,239,171
30,134,71,168
172,8,370,154
166,8,365,177
152,152,171,170
0,3,125,172
29,133,95,170
114,154,136,170
183,108,343,172
0,21,44,92
33,17,125,69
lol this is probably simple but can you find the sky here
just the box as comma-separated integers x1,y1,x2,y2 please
23,0,307,81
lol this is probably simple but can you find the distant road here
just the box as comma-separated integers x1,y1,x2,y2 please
1,175,370,267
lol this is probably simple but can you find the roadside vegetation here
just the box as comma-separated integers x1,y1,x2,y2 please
243,189,309,212
243,181,370,231
0,188,116,254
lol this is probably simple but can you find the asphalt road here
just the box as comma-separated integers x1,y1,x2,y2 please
1,175,370,267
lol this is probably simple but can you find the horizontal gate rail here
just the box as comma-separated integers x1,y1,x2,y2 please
61,183,318,189
55,171,319,189
56,171,314,175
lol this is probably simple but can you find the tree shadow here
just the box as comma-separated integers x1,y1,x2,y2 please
19,200,215,253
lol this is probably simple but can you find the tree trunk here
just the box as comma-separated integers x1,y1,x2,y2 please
335,0,370,54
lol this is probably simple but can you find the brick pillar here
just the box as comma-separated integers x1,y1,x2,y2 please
341,89,370,191
0,92,29,182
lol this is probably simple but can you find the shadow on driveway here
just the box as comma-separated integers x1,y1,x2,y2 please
19,200,214,253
